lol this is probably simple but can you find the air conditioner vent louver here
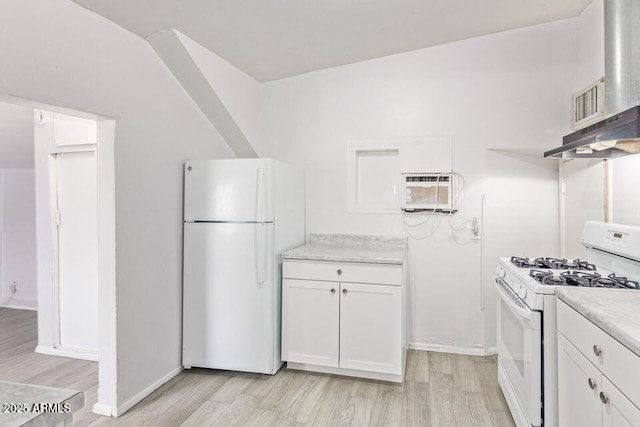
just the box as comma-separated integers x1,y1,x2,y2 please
405,176,450,182
573,78,605,130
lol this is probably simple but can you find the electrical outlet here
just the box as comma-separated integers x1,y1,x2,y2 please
10,282,17,294
471,217,481,240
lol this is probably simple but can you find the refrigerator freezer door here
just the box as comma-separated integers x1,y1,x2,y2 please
184,159,274,222
182,222,278,374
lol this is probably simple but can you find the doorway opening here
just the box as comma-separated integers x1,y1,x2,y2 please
0,94,117,417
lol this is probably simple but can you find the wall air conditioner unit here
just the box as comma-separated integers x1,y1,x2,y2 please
401,173,456,212
573,77,605,130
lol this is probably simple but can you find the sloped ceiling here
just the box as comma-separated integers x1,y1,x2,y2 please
72,0,592,82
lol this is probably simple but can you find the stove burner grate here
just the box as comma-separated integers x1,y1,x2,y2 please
511,256,537,268
534,257,568,269
530,270,640,289
511,256,597,271
560,271,601,287
529,269,566,286
607,273,640,290
564,259,597,271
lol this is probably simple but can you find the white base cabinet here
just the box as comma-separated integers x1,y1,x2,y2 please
281,279,339,367
282,259,407,382
557,301,640,427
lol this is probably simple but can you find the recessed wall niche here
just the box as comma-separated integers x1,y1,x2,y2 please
347,137,452,214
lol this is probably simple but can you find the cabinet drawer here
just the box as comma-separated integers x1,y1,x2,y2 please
558,301,640,406
283,259,402,286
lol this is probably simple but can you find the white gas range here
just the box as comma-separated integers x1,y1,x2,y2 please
495,221,640,427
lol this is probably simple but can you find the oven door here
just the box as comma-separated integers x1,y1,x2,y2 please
495,277,542,427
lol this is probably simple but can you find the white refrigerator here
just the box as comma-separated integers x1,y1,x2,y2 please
182,158,305,374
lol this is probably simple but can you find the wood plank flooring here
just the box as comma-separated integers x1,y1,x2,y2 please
0,308,101,426
1,308,514,426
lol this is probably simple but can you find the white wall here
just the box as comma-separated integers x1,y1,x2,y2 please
610,155,640,227
562,160,605,259
252,19,576,352
0,169,37,308
0,102,36,309
0,102,34,169
0,0,234,415
576,0,605,89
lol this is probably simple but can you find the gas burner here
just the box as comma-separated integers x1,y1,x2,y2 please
592,277,618,288
511,256,537,268
534,258,569,269
607,273,640,290
530,269,566,285
560,271,601,287
529,269,551,282
564,259,597,271
543,275,566,286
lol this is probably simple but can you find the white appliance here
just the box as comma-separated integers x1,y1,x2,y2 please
401,173,454,212
495,221,640,427
182,158,305,374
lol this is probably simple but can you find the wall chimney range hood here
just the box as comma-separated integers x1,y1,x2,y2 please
545,0,640,159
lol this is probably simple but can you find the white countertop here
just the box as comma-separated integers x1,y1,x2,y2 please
0,381,84,427
282,233,408,265
556,288,640,358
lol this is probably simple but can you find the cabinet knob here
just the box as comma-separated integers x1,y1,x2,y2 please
342,289,348,294
337,269,343,275
599,391,609,404
588,378,596,390
330,288,336,294
593,345,602,356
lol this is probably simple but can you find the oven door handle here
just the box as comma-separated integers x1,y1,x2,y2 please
495,278,540,329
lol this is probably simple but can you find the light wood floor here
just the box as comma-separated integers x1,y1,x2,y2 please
0,308,100,426
1,308,514,426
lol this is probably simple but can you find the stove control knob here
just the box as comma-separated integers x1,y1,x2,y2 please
496,266,506,278
518,287,527,299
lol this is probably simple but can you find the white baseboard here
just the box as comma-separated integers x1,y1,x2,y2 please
113,365,183,417
92,402,114,417
0,298,37,311
35,345,99,362
409,342,497,357
287,362,404,383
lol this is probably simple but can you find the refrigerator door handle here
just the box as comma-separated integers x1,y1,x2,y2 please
255,223,267,284
256,164,266,222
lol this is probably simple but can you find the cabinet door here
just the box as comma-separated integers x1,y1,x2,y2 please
558,333,602,427
602,377,640,427
282,279,339,367
339,282,402,374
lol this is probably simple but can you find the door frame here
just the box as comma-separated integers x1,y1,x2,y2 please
50,147,98,359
